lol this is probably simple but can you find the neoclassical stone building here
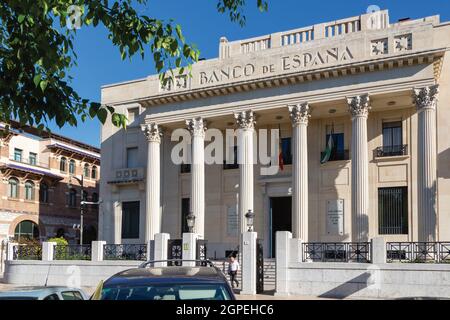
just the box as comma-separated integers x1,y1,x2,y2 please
99,10,450,258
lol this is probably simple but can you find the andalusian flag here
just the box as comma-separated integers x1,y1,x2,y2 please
321,126,334,164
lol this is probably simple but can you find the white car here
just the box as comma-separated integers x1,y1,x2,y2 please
0,286,87,300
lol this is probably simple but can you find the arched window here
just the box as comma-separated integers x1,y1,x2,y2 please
92,192,98,203
60,157,67,172
91,166,97,179
40,183,49,203
69,159,76,174
68,188,77,207
82,190,88,201
8,177,19,198
83,164,90,178
14,220,39,241
25,180,35,200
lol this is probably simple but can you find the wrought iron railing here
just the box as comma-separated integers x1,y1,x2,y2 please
103,244,147,261
387,242,450,263
320,149,350,162
303,242,371,263
53,245,91,260
376,145,408,157
13,244,42,260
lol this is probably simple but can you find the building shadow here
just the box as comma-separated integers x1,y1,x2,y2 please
318,272,371,299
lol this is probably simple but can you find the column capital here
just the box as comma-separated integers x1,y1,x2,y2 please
234,110,256,130
186,117,207,137
288,103,311,126
347,94,370,118
141,123,162,143
413,85,439,111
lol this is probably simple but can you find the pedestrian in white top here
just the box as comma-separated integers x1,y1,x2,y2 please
227,256,240,288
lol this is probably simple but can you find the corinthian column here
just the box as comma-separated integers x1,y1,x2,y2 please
141,123,162,241
413,85,439,242
288,103,310,241
234,110,256,234
186,117,206,237
347,94,371,242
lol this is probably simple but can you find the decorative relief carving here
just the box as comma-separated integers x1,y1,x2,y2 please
288,103,311,126
413,85,439,111
347,94,371,117
394,34,412,52
160,75,188,92
371,38,388,55
186,117,207,137
234,110,256,130
141,123,162,143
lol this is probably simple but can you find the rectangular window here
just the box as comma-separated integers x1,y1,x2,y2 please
181,198,190,234
126,147,138,168
323,132,347,161
379,121,404,156
14,148,22,162
29,152,37,165
281,137,292,165
121,201,140,239
378,187,408,235
180,164,191,173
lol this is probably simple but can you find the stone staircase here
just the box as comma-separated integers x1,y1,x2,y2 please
212,258,276,292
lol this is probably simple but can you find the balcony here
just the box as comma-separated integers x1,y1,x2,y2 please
9,156,49,169
376,145,408,157
108,167,145,185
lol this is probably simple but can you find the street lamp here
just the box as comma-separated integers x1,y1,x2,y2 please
245,210,255,232
68,174,84,245
186,212,196,233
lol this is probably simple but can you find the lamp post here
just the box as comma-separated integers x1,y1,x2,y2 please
186,212,196,233
245,210,255,232
68,174,84,245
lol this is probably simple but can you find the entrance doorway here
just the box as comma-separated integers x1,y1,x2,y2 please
269,196,292,257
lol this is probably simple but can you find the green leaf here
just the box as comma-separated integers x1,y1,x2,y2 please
33,74,41,87
97,108,108,124
18,15,26,23
40,80,48,92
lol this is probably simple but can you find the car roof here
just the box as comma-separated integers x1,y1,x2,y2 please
0,286,82,298
105,266,228,287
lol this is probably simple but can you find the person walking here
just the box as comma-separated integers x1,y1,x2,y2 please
228,256,240,289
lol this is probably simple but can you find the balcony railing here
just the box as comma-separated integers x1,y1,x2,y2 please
103,244,147,261
376,145,408,157
53,244,91,260
320,149,350,162
9,157,49,168
303,242,371,263
387,242,450,263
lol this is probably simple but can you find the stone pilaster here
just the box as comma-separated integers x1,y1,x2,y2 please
347,94,370,242
186,117,206,237
413,85,439,241
234,110,256,234
142,123,162,241
288,103,310,241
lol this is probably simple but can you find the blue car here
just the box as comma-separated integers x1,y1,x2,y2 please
94,260,236,300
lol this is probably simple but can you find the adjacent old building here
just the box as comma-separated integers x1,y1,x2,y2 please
99,10,450,258
0,121,100,244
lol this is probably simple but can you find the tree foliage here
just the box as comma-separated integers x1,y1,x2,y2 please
0,0,267,131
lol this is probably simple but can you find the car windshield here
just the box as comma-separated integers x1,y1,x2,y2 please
101,284,231,300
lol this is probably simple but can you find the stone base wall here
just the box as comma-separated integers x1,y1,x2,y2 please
4,260,140,288
281,262,450,299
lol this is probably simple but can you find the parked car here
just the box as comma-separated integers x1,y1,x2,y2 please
92,260,236,300
0,286,87,300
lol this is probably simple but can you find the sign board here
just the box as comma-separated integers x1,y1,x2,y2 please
326,199,344,235
227,205,239,237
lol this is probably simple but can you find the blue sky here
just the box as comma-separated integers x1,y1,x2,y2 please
49,0,450,147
